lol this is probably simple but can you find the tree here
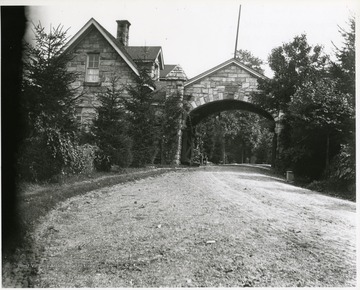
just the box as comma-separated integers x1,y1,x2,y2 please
19,23,83,181
92,75,132,170
196,111,273,164
125,67,160,167
330,17,355,104
22,23,79,136
286,78,353,177
327,17,356,189
235,49,264,74
253,34,329,113
254,29,355,182
251,34,333,174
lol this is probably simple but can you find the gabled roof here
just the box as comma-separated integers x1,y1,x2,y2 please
160,64,177,79
63,18,139,76
126,46,164,70
160,64,187,81
185,58,267,87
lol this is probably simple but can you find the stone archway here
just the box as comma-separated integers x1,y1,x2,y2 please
184,58,267,110
178,58,279,166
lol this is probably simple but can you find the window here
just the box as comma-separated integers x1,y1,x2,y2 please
85,54,100,83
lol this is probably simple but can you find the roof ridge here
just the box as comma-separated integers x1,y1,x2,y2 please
93,19,139,69
63,18,139,76
185,58,267,86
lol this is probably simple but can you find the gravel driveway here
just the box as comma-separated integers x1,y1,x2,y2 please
33,165,357,287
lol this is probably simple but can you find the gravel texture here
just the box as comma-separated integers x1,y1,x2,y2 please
30,165,357,287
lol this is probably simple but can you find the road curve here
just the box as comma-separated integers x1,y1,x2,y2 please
33,165,357,287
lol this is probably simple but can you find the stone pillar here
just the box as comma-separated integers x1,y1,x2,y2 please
164,66,187,165
271,132,277,168
273,110,285,168
180,125,196,165
173,81,185,165
166,78,186,165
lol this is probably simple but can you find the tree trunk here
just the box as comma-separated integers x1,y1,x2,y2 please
325,133,330,170
221,137,226,164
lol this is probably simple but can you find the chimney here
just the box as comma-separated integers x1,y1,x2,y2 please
116,20,131,46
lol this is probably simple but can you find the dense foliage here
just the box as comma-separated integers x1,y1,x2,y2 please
330,18,355,103
91,76,132,171
327,17,356,190
253,18,355,194
253,34,329,114
124,67,160,167
235,49,265,74
19,23,91,182
195,111,273,165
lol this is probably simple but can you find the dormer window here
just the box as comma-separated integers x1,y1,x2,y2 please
85,53,100,83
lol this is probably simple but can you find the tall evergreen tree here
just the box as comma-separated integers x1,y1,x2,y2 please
125,67,160,167
19,23,82,181
326,17,356,189
92,76,132,170
330,17,355,104
22,23,78,136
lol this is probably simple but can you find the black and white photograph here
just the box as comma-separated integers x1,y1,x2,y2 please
1,0,357,287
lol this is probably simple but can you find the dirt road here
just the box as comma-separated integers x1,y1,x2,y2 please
33,165,357,287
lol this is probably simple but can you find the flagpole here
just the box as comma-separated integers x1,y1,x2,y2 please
234,4,241,58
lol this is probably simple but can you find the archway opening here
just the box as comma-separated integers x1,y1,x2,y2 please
188,99,275,127
182,100,276,166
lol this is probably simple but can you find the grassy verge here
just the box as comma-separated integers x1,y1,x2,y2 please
19,167,178,232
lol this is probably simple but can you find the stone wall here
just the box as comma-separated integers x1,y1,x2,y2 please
163,65,187,164
184,63,260,111
67,26,138,129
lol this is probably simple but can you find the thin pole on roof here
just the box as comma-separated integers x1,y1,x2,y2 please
234,4,241,59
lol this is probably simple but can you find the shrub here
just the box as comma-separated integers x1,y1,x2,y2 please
76,144,97,175
17,129,97,182
17,135,63,182
94,150,111,172
327,144,355,182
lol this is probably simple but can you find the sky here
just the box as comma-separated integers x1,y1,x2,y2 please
17,0,358,78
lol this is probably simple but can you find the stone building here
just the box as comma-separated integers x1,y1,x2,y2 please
63,17,277,165
63,18,187,130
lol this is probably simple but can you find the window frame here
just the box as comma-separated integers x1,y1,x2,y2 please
84,53,100,85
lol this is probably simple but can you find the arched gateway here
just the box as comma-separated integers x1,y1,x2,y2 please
164,58,280,165
62,17,279,166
